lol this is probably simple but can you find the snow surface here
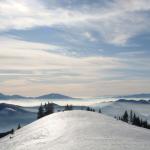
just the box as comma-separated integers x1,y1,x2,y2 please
0,110,150,150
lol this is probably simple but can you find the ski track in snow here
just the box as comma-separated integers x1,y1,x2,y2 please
0,110,150,150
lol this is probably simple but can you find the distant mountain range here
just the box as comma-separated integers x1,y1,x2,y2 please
0,93,28,100
0,93,74,100
117,99,150,104
36,93,73,99
117,93,150,98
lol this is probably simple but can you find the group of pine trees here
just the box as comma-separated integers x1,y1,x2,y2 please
86,107,102,113
117,110,150,129
64,104,73,111
37,102,104,119
37,103,74,119
86,107,95,112
37,102,54,119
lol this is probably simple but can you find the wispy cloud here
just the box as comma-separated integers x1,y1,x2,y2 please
0,36,123,72
0,36,128,96
0,36,150,96
0,0,150,45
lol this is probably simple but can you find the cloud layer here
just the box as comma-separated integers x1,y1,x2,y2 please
0,0,150,96
0,36,150,96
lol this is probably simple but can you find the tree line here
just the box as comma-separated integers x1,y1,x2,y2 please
37,102,54,119
116,110,150,129
37,103,102,119
37,103,73,119
86,107,102,113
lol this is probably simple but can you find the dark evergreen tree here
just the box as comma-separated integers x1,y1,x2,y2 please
64,104,73,111
130,110,133,123
45,102,54,115
142,120,148,128
37,104,44,119
136,116,141,126
65,104,69,111
11,129,14,134
99,108,102,113
69,105,73,110
132,113,136,125
92,109,95,112
122,110,128,123
17,123,21,129
86,107,90,111
132,113,141,126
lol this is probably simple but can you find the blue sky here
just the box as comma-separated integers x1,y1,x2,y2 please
0,0,150,97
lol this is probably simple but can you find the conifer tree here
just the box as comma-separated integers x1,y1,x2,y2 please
11,129,14,134
122,110,128,122
37,104,44,119
64,104,73,111
17,123,21,129
132,113,136,125
86,107,90,111
130,110,133,123
65,104,69,111
99,108,102,113
45,102,54,115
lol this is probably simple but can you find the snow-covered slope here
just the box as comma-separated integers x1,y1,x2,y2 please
0,110,150,150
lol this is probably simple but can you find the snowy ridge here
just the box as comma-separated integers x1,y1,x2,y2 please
0,110,150,150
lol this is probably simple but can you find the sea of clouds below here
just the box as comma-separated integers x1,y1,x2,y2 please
0,97,150,107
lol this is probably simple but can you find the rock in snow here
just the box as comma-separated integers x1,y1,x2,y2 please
0,110,150,150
